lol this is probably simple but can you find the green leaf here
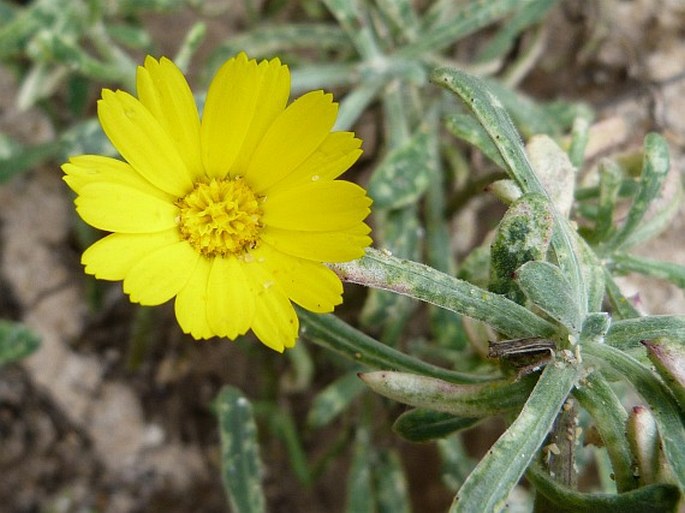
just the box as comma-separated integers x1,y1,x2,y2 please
450,362,580,513
300,310,492,384
307,372,367,429
331,248,556,340
606,133,670,250
216,386,265,513
438,436,476,491
489,193,554,304
375,448,412,513
573,372,635,492
0,139,61,183
0,320,40,365
408,0,532,58
431,66,586,315
393,409,480,442
475,0,558,63
527,463,680,513
605,315,685,350
515,261,582,334
603,269,640,319
205,24,350,77
374,0,419,38
445,113,506,168
592,159,623,243
611,253,685,289
367,128,433,209
360,371,535,417
346,427,375,513
584,342,685,492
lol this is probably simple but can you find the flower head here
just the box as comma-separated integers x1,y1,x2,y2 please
63,53,372,351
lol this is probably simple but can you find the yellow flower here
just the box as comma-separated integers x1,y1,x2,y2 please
62,53,372,352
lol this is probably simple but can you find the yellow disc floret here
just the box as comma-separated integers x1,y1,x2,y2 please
176,177,262,257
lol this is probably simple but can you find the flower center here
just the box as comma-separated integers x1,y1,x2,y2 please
176,177,263,257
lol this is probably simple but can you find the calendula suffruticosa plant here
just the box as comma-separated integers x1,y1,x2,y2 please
2,1,685,512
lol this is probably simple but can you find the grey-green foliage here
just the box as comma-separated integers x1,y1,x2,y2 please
216,386,266,513
307,64,685,512
0,320,40,366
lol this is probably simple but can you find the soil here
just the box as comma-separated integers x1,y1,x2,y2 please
1,1,684,512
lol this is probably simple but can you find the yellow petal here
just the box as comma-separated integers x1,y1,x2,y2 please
175,256,214,339
245,262,298,352
62,155,173,201
206,256,255,339
123,241,199,305
98,89,193,196
75,182,178,233
253,244,343,313
246,90,338,193
82,229,180,280
201,53,289,179
265,132,362,192
262,180,371,231
136,56,204,181
261,224,372,263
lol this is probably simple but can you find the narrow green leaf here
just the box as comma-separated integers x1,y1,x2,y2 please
489,193,554,304
475,0,558,63
0,320,40,365
331,248,557,340
567,109,594,168
205,24,350,76
268,409,312,486
335,76,386,131
367,128,433,209
584,342,685,492
438,436,476,492
393,409,480,442
300,310,492,384
605,315,685,350
360,371,535,417
307,372,367,429
291,63,357,93
515,261,582,334
611,253,685,290
346,427,375,513
408,0,531,58
445,113,506,168
216,386,265,513
603,269,640,319
527,463,680,513
374,0,419,38
607,133,670,250
450,362,580,513
375,448,412,513
0,140,61,183
573,372,635,492
592,159,623,243
481,77,565,138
